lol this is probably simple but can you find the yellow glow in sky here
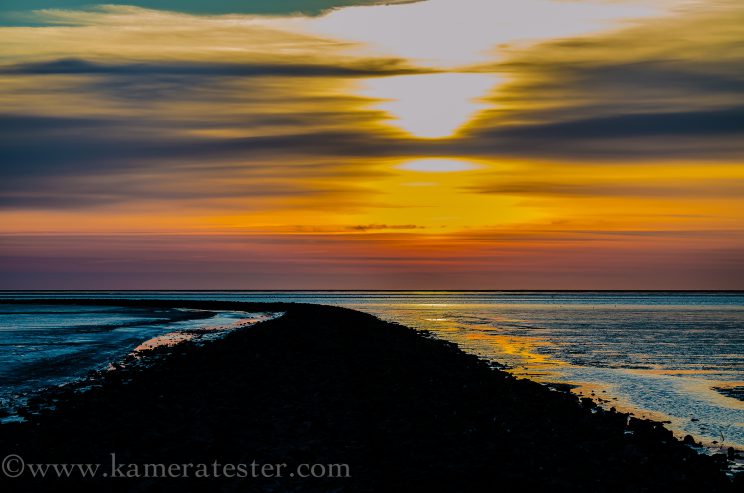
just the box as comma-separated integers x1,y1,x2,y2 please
0,1,742,289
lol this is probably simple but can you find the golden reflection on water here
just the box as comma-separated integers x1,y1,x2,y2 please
357,298,744,449
462,331,563,370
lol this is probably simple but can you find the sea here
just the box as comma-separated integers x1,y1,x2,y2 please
0,291,742,450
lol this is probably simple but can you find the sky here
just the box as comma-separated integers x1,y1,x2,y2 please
0,0,743,289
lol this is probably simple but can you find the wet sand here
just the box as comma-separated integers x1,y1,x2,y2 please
0,299,740,491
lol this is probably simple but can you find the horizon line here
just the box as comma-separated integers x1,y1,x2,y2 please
1,289,743,293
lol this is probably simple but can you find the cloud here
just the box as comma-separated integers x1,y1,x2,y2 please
0,1,422,25
1,58,427,78
0,119,399,210
459,1,744,160
0,4,432,211
491,107,744,139
468,180,744,199
346,224,424,231
460,108,744,160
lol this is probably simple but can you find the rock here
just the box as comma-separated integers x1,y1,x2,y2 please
580,397,596,409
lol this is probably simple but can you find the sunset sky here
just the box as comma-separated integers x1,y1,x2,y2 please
1,0,743,289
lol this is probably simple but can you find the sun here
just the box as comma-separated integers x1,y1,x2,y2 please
357,73,498,139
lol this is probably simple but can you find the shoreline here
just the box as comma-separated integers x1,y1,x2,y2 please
0,299,740,490
132,310,283,352
0,304,278,422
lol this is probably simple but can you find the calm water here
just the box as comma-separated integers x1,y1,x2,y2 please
1,291,742,449
0,301,274,416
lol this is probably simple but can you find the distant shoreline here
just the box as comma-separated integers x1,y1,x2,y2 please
3,289,744,293
0,299,739,491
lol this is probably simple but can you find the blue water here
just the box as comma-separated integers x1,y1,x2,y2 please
0,301,271,415
0,291,742,450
